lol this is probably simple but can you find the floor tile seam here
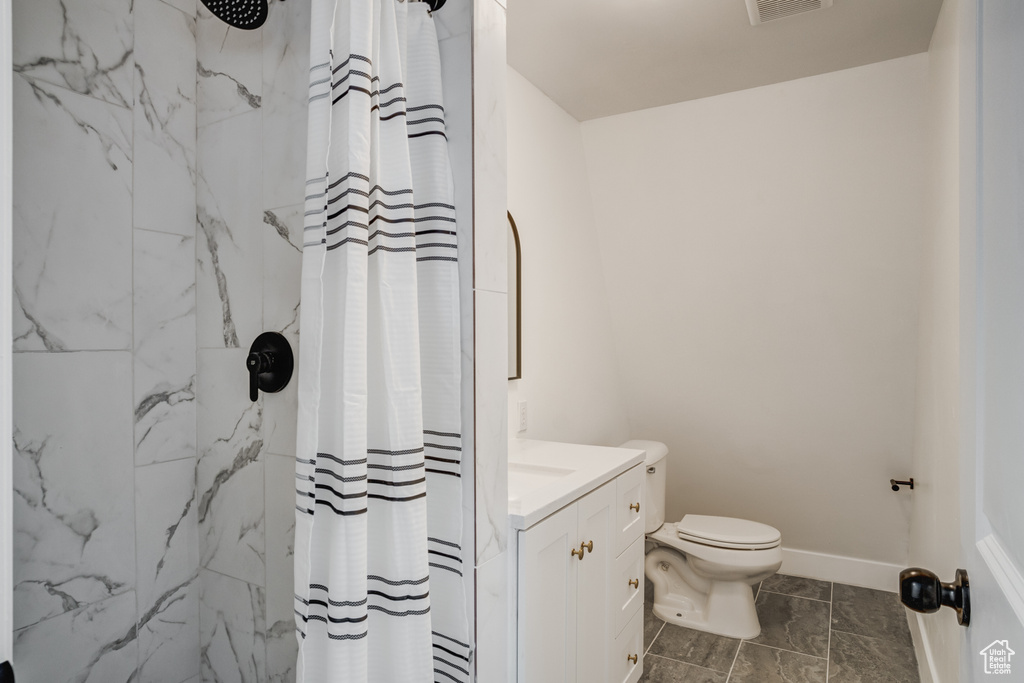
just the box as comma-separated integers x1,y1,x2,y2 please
644,621,666,657
825,581,833,682
645,652,727,677
742,640,828,661
724,637,743,682
829,627,914,646
644,645,734,674
759,589,832,604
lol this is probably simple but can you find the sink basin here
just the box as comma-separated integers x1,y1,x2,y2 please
506,439,646,529
508,462,575,501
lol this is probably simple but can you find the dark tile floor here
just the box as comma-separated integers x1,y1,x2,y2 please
640,574,920,683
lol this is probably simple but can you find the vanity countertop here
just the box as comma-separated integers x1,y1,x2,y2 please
508,439,645,530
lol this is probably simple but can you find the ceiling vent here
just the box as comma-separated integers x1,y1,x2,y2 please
745,0,833,25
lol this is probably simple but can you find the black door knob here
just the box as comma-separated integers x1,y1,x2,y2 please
899,567,970,626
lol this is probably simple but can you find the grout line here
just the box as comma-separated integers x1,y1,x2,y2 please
130,97,138,677
758,589,832,604
646,652,727,677
739,640,827,660
645,620,666,656
829,628,909,641
725,639,742,682
826,581,833,681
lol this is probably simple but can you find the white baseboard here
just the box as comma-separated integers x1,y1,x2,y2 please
907,611,939,683
779,547,903,593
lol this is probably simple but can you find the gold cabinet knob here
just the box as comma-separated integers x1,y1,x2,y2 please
629,502,640,513
627,654,638,665
629,578,639,589
572,541,593,560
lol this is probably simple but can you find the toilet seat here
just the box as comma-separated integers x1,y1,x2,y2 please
676,515,781,550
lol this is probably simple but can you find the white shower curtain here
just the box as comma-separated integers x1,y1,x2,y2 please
294,1,469,681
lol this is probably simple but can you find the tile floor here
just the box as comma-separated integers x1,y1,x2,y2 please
640,574,920,683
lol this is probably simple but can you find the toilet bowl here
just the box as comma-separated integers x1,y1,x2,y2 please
621,440,783,640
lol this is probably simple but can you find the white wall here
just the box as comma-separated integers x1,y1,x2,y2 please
507,67,630,447
581,55,929,564
908,0,962,679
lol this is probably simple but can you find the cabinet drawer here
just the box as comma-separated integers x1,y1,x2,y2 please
610,606,644,683
612,536,645,636
614,464,645,556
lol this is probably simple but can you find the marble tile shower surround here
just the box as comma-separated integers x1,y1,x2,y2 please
11,0,201,679
12,73,133,352
193,0,308,681
11,0,478,681
12,0,135,109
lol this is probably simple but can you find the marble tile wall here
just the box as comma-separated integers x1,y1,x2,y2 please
471,0,510,681
11,0,200,681
12,0,480,679
436,0,481,676
193,0,307,680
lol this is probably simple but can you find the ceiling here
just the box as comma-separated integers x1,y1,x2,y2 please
507,0,945,121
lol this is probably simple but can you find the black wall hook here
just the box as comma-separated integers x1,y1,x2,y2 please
246,332,293,401
890,478,914,492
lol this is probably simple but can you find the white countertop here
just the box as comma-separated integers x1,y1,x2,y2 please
507,439,646,530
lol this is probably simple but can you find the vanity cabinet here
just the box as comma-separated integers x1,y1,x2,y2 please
516,464,645,683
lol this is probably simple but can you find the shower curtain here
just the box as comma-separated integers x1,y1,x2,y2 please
294,1,469,681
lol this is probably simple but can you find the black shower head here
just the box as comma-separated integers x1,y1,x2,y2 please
201,0,269,30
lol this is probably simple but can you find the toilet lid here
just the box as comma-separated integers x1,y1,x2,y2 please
675,515,781,550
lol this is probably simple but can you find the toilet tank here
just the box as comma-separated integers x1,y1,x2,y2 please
620,440,668,534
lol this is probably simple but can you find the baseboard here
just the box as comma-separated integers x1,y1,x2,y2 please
779,547,903,593
907,611,939,683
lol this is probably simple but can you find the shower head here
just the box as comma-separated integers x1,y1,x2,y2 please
201,0,269,30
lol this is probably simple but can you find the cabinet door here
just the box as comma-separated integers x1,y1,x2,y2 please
576,481,616,683
611,535,645,636
614,464,645,556
519,503,578,683
611,607,644,683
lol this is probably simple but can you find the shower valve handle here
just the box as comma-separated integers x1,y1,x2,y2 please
245,332,294,402
247,352,272,401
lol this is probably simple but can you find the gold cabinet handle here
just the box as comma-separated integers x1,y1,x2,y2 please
629,502,640,513
629,578,639,589
571,546,584,561
627,654,638,665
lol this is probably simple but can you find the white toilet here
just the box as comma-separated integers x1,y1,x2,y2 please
622,440,783,640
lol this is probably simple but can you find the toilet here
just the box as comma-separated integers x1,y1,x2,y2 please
622,440,783,640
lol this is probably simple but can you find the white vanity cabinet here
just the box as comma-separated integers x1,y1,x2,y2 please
516,463,645,683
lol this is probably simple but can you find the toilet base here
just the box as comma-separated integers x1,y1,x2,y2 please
646,547,767,640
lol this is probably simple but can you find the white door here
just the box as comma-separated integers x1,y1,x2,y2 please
960,0,1024,679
